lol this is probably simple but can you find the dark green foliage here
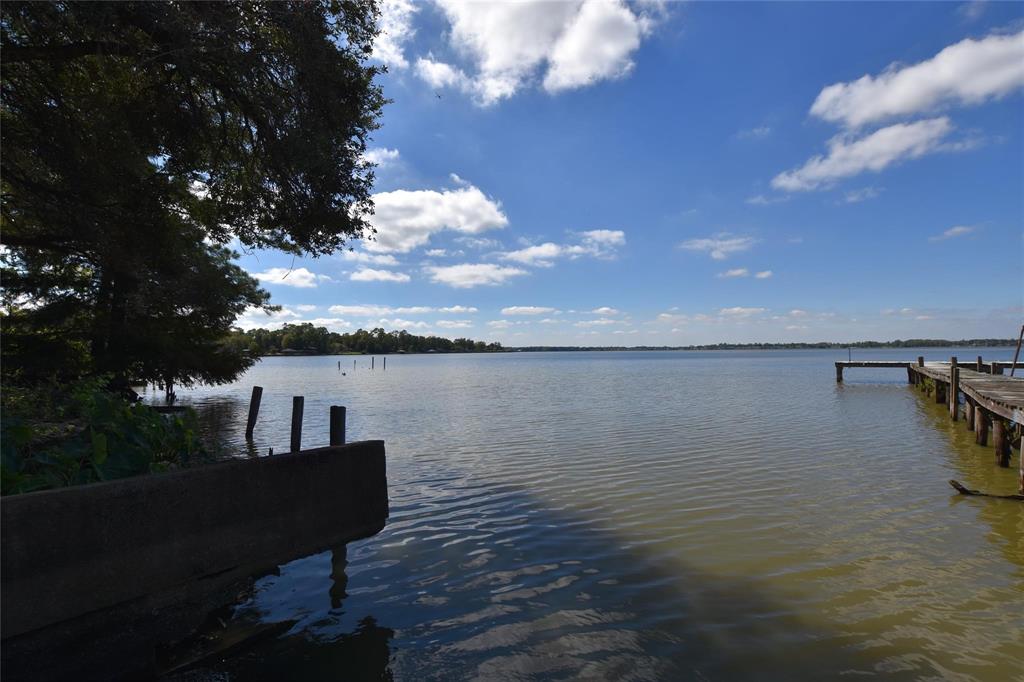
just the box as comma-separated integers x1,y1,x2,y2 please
1,1,385,390
231,323,505,355
1,378,208,495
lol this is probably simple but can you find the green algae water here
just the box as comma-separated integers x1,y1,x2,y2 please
155,349,1023,681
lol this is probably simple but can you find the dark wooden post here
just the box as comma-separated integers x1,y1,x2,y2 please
835,363,843,383
965,399,975,430
976,356,983,372
245,386,263,440
975,407,989,446
290,396,304,453
917,356,924,367
907,366,914,384
383,357,387,371
993,419,1010,467
371,356,375,370
330,406,346,446
935,381,946,404
949,359,958,420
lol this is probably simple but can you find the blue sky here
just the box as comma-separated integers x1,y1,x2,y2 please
233,1,1024,345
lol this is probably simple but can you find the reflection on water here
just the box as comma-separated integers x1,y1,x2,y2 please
159,349,1023,680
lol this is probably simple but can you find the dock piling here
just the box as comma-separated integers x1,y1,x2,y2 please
330,406,347,446
949,358,958,420
993,419,1010,467
976,356,983,372
965,399,975,430
245,386,263,440
290,396,304,453
836,364,843,383
975,407,989,446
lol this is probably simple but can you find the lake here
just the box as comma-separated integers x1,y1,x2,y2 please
150,349,1023,681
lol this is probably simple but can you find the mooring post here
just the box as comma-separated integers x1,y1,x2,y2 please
330,405,346,446
949,358,958,420
245,386,263,440
965,399,975,430
907,366,914,384
290,396,304,453
935,380,946,404
993,419,1010,467
383,356,386,371
975,407,989,446
917,356,924,367
976,356,983,372
836,363,843,383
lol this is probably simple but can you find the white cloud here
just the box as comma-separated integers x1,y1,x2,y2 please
574,317,623,327
929,225,976,241
501,230,626,266
328,304,473,317
421,1,660,105
755,270,773,279
371,0,418,69
379,318,429,330
679,235,757,260
771,117,954,191
810,29,1024,128
426,263,528,288
591,307,619,315
295,304,318,312
487,319,512,329
350,268,411,283
843,187,883,203
789,309,808,317
234,306,351,332
364,147,401,166
745,194,790,206
250,267,332,288
502,306,558,315
719,307,767,317
340,250,399,266
435,319,473,329
717,268,749,278
425,249,447,257
367,182,508,253
543,0,650,93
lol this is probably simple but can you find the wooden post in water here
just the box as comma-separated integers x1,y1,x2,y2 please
835,364,843,383
935,380,946,404
371,356,375,370
330,406,346,446
975,407,989,446
964,399,975,430
917,356,924,367
383,357,386,371
949,358,958,420
976,356,983,372
993,419,1010,467
245,386,263,440
290,396,304,453
906,366,914,384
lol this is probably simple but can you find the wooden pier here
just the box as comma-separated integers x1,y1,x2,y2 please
835,358,1023,493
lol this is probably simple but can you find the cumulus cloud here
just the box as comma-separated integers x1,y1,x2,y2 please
929,225,976,241
843,187,883,203
367,181,508,253
810,29,1024,128
349,268,411,283
719,307,767,317
755,270,773,279
501,230,626,266
574,317,624,327
419,1,660,105
426,263,528,288
502,306,558,315
591,307,619,315
371,0,418,69
435,319,473,329
295,304,318,312
679,235,757,260
717,268,749,278
364,147,401,166
250,267,333,288
340,250,399,266
771,118,954,191
379,318,429,330
234,306,351,332
328,304,473,317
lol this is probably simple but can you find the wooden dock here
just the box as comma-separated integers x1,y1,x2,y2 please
835,357,1023,492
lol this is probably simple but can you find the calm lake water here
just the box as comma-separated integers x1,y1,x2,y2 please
150,349,1023,681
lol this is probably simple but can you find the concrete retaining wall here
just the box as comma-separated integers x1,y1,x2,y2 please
1,440,388,644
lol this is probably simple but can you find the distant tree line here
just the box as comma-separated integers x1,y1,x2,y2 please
228,323,504,356
511,339,1019,352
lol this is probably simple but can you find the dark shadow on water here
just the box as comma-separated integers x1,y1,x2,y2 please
184,486,941,682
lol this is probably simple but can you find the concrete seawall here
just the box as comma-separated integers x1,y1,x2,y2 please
1,440,388,678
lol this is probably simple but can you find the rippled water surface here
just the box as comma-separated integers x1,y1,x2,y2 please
152,349,1023,681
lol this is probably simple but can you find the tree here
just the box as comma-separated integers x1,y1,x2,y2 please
1,1,386,389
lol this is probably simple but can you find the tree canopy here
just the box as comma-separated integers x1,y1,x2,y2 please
230,324,505,356
1,1,386,392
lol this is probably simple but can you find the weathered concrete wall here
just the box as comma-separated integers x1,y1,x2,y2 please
1,441,388,641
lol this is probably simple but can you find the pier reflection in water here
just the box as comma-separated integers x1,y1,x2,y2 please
159,349,1022,681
